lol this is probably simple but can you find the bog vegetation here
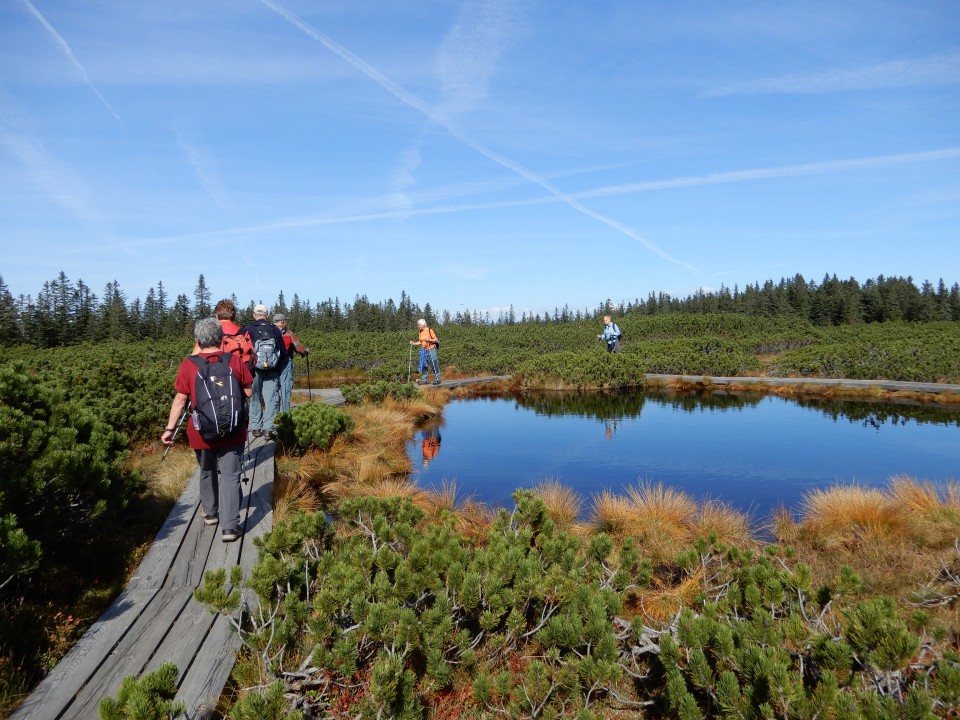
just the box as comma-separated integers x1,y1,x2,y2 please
1,270,960,718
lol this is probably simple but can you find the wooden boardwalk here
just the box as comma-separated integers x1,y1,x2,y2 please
11,436,276,720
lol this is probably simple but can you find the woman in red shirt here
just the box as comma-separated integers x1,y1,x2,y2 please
161,317,253,542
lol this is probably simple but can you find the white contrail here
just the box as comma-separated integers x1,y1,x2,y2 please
76,144,960,256
19,0,122,123
256,0,698,272
576,148,960,199
707,51,960,97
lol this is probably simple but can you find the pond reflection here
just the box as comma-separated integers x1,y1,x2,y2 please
408,390,960,522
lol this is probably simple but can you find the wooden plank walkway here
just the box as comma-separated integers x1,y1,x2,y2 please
11,436,276,720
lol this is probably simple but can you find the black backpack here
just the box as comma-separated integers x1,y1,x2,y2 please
189,353,247,441
251,324,280,370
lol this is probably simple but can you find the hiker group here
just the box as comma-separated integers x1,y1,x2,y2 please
161,300,448,543
160,300,309,543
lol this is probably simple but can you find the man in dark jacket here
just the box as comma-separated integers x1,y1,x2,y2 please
242,304,288,437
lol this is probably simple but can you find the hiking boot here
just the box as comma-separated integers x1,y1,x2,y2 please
200,510,219,526
251,429,264,438
221,527,241,542
432,379,441,385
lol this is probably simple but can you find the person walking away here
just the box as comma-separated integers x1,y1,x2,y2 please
273,312,309,413
597,315,622,353
193,298,253,367
161,317,253,542
409,318,441,384
243,304,288,437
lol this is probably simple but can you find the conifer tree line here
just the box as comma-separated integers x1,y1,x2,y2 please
1,271,958,349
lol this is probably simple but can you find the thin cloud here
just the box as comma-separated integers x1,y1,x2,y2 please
576,148,960,199
707,50,960,97
0,111,107,236
256,0,698,273
440,263,491,281
388,136,424,212
177,133,233,210
19,0,122,123
435,0,514,118
75,145,960,256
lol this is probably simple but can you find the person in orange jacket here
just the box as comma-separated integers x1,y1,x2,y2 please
409,318,441,385
192,298,253,367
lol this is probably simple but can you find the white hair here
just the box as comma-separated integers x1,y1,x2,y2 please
417,318,426,326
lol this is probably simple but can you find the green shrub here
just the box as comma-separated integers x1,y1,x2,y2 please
272,403,354,452
98,661,185,720
340,380,421,405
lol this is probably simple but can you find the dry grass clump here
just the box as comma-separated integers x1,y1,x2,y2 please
888,475,960,547
588,490,636,537
531,478,582,530
624,482,697,559
589,483,754,561
771,478,960,599
628,569,704,625
693,500,754,547
129,445,196,504
625,482,697,536
273,473,322,523
420,480,496,542
329,477,427,506
348,405,418,447
799,484,907,546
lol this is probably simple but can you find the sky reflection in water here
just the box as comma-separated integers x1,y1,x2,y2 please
408,391,960,522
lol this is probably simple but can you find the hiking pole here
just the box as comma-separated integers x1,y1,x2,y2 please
161,408,188,461
407,343,413,382
305,353,312,401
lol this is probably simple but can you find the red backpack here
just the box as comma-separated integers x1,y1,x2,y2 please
221,331,253,368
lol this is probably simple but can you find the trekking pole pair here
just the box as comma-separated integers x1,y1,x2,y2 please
407,343,413,383
161,407,189,461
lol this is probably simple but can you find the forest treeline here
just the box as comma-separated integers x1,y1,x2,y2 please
1,271,959,349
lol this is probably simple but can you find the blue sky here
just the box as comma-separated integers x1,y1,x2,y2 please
1,0,958,319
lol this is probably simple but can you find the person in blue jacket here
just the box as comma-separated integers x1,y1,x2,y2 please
597,315,622,353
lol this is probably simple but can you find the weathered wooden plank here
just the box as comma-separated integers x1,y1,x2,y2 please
8,587,158,720
130,471,201,591
240,444,274,576
177,610,242,719
142,596,219,682
58,587,195,720
165,508,219,589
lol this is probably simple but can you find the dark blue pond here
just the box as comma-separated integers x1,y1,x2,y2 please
407,390,960,521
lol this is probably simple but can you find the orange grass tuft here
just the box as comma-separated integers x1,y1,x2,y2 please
693,500,754,546
625,481,697,539
328,476,426,505
273,473,322,523
531,478,582,529
588,489,635,538
630,568,704,624
800,484,907,543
